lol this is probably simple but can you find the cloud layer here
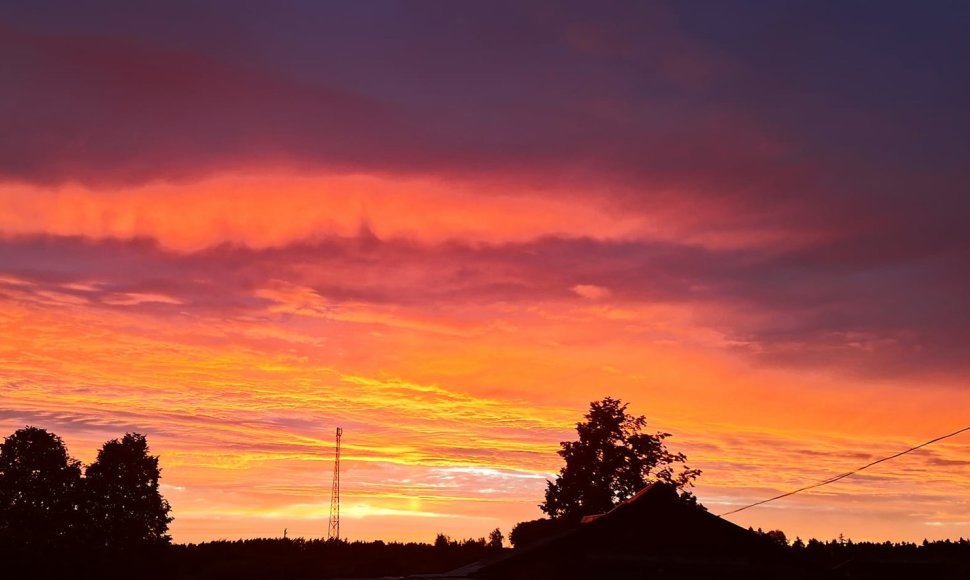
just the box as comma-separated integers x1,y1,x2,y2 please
2,0,970,543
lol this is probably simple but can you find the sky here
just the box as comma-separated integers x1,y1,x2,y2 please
2,0,970,544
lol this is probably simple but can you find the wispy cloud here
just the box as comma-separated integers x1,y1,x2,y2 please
2,0,970,544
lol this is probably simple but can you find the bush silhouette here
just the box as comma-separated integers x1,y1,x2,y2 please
509,517,575,548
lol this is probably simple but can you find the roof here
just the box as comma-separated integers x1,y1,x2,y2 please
432,482,836,580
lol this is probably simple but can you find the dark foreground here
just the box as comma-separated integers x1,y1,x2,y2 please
0,537,496,580
5,535,970,580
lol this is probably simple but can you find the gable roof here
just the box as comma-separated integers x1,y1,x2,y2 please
431,483,835,579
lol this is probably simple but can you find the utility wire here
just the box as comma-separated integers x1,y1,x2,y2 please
718,424,970,517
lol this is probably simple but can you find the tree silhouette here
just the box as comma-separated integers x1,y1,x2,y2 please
759,528,789,547
0,426,83,550
541,397,700,520
487,528,504,550
84,433,172,549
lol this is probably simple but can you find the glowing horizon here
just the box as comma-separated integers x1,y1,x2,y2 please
2,1,970,545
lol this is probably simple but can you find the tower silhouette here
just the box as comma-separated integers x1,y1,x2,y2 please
328,427,343,541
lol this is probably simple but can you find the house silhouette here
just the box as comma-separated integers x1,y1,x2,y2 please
414,482,835,579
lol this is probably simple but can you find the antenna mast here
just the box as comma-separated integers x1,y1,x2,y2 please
327,427,343,541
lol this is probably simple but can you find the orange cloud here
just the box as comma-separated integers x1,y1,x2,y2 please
4,0,970,547
0,172,832,252
3,253,970,543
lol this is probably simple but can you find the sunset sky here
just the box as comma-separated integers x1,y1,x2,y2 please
2,1,970,545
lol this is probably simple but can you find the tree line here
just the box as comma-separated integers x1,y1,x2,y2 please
168,536,504,580
0,426,171,576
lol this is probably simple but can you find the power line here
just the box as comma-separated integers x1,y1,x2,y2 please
718,424,970,517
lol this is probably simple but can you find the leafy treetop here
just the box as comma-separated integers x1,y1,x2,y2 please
541,397,701,520
85,432,173,548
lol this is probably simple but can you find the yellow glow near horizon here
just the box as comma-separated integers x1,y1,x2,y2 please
1,171,969,544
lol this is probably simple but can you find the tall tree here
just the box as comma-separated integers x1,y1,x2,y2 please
84,433,172,549
0,426,83,550
541,397,700,520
